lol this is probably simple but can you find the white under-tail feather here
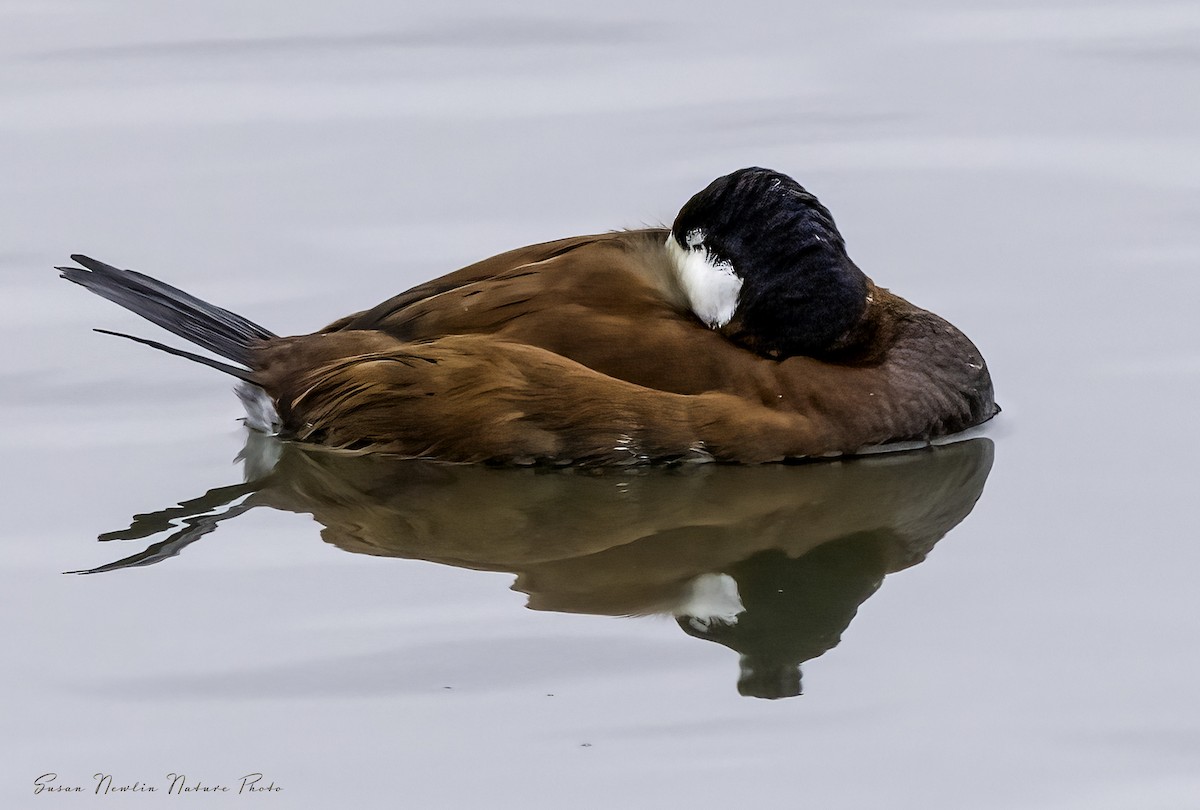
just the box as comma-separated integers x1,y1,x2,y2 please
236,382,281,435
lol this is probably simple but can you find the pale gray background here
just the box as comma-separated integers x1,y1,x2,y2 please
2,0,1199,808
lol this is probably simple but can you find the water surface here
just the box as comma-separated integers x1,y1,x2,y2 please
3,1,1199,807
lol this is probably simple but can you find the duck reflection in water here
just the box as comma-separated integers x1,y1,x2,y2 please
78,435,994,699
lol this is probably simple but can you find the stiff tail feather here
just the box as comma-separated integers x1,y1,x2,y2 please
57,254,276,380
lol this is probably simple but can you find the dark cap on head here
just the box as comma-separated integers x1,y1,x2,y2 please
672,167,870,359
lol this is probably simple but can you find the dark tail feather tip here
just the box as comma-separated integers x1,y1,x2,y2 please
92,328,255,381
57,253,275,368
69,254,119,272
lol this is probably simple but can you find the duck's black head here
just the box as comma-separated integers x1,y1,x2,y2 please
670,167,870,359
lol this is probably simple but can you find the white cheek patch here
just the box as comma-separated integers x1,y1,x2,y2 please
665,232,742,329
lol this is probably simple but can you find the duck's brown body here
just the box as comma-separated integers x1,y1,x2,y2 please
247,229,994,464
60,169,996,465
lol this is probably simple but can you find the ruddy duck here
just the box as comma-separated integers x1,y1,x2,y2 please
59,167,996,464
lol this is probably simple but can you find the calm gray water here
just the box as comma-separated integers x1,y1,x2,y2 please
3,1,1199,807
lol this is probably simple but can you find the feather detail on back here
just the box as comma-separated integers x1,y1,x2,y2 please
254,332,817,464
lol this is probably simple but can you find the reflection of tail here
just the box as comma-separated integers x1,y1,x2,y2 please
66,431,285,576
57,254,275,380
66,480,261,575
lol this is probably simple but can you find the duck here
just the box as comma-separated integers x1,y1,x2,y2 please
58,167,997,465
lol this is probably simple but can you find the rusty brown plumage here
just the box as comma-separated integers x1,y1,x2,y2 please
240,229,994,463
62,181,996,466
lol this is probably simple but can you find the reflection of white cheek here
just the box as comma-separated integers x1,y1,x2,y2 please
675,572,745,630
665,235,742,328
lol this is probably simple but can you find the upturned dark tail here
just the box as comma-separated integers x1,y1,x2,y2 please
57,254,276,380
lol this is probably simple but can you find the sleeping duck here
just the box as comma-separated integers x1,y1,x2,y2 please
59,167,997,465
